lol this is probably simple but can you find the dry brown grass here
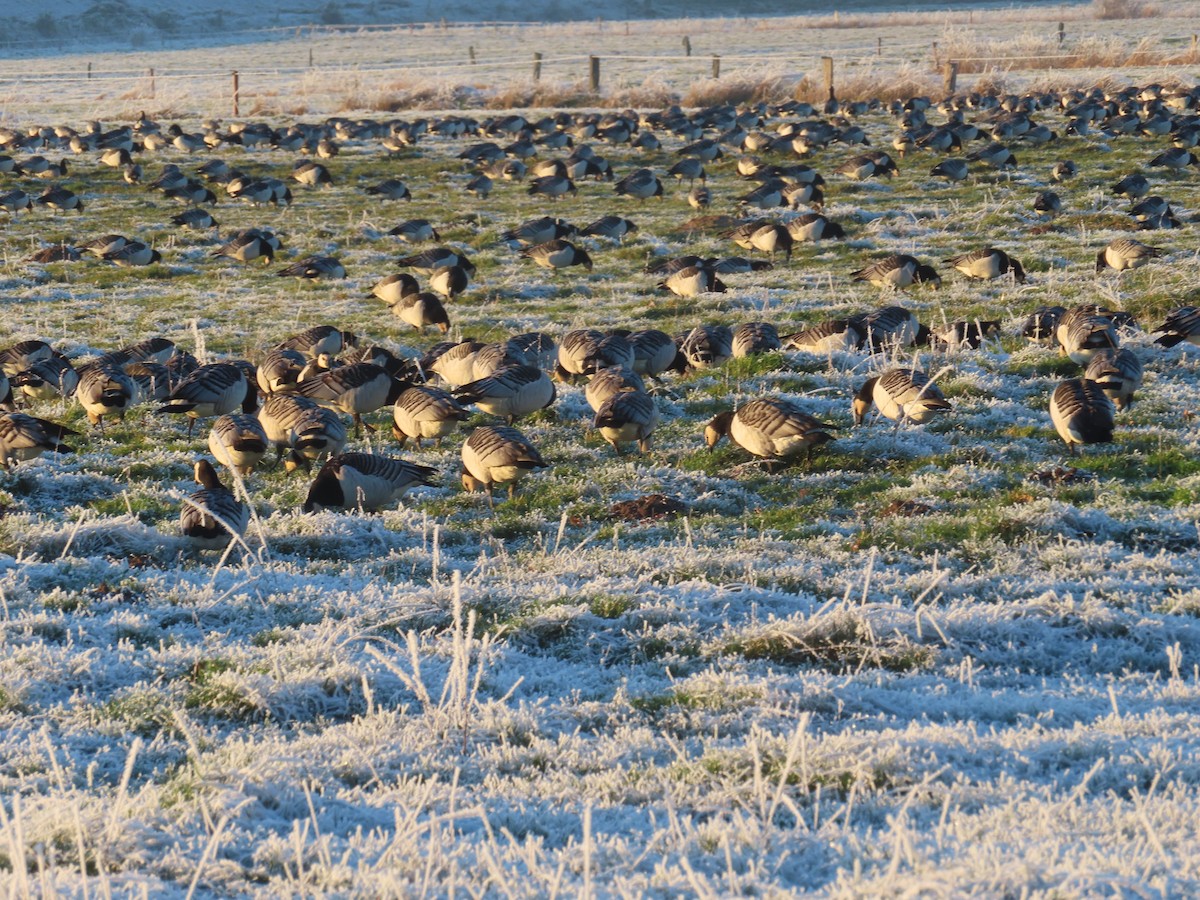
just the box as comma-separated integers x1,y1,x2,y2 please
941,28,1199,75
1092,0,1160,19
794,64,938,105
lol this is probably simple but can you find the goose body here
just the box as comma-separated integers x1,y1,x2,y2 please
0,413,76,468
1056,305,1119,364
157,363,256,435
851,255,940,290
783,319,862,353
294,363,404,433
461,425,548,505
705,397,835,464
76,363,140,429
945,247,1025,282
276,255,346,280
181,459,249,550
585,367,646,413
521,239,593,272
1153,306,1200,348
853,368,951,425
392,385,470,448
304,452,436,512
593,389,658,454
1096,238,1162,272
207,413,269,475
1050,378,1115,453
1084,349,1143,411
453,365,555,424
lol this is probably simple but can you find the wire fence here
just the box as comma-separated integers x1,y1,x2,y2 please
0,17,1196,120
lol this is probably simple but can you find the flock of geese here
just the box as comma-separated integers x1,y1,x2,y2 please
2,78,1200,552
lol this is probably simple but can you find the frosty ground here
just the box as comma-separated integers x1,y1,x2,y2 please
3,11,1200,899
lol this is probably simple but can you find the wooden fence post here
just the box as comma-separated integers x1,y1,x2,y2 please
1192,34,1198,57
682,36,691,57
821,56,834,102
87,62,92,80
308,47,314,67
533,51,542,81
943,61,958,95
932,41,940,69
877,37,882,56
469,45,476,65
232,70,240,117
712,54,720,79
589,55,600,92
148,68,155,99
1058,22,1065,46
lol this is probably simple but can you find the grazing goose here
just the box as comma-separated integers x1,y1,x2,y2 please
0,340,54,377
212,232,274,265
1149,147,1199,170
453,365,555,424
850,305,928,352
930,159,969,182
207,413,269,476
103,241,161,266
520,239,593,273
396,247,475,276
1022,305,1066,342
76,363,140,430
256,349,307,394
278,326,356,359
967,142,1017,169
501,216,576,247
460,425,548,507
14,356,78,402
257,393,320,458
288,406,349,472
364,178,411,200
614,168,663,201
786,213,845,244
581,215,637,243
0,189,33,213
527,174,577,199
627,330,679,381
1096,238,1163,273
388,219,439,243
851,255,940,290
593,389,659,454
931,320,1001,350
392,385,470,448
180,459,249,551
704,397,835,468
1033,191,1062,216
276,255,346,280
1056,305,1120,364
1050,378,1115,454
427,264,471,300
585,367,647,413
157,363,257,436
1112,173,1150,199
1153,306,1200,348
303,452,437,513
678,325,734,369
688,184,711,209
172,208,218,231
426,340,487,388
1084,348,1143,411
0,413,77,468
1050,160,1077,182
370,272,421,306
658,265,726,297
945,247,1026,282
853,368,951,425
731,322,782,357
390,290,450,333
294,363,406,435
36,186,84,213
782,319,863,354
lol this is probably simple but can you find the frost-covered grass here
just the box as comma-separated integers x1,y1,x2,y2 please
4,71,1200,896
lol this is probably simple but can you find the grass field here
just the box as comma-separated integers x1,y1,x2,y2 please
2,5,1200,896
